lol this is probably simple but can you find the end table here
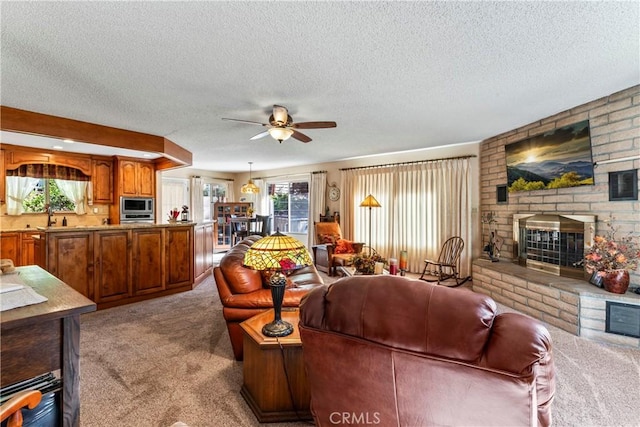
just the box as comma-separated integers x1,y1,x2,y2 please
239,308,311,422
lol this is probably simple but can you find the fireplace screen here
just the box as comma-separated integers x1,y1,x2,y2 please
514,214,595,279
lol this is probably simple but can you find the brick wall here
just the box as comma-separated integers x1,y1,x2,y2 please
479,85,640,286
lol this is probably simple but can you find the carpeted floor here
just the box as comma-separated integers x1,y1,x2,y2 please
79,272,640,427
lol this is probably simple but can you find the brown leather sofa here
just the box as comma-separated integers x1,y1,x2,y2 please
213,235,324,360
299,276,556,427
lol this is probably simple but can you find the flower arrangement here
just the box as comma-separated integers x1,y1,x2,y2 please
247,207,255,217
352,251,387,275
167,207,180,222
584,219,640,274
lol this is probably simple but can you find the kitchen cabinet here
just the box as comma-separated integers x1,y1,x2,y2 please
0,149,5,204
117,158,155,197
0,232,20,265
110,157,156,224
194,222,214,285
20,231,39,266
46,231,94,299
166,226,193,288
213,202,252,250
131,228,164,295
92,158,114,204
94,230,131,303
36,224,195,309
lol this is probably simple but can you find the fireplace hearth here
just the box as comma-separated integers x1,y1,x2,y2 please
513,214,596,279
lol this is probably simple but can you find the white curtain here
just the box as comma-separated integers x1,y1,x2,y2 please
308,172,327,248
5,176,39,215
226,182,235,204
190,176,204,224
162,179,189,223
57,179,88,215
342,158,472,276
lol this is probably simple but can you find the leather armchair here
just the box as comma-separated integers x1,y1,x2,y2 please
213,235,324,360
311,221,364,276
299,276,556,427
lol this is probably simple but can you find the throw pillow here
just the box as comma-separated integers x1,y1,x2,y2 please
318,233,339,245
335,239,355,254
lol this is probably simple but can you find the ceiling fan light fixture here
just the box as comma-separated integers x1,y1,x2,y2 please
241,162,260,194
268,127,294,142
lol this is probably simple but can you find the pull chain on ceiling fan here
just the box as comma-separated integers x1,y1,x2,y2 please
222,105,337,143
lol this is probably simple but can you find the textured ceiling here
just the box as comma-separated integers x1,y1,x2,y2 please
1,1,638,172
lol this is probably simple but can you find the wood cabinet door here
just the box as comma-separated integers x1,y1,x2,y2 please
137,162,155,197
92,159,114,204
194,225,205,279
47,232,94,298
119,159,138,196
0,232,21,266
20,231,39,266
204,223,214,269
0,149,5,204
131,228,164,295
94,231,131,303
166,227,193,287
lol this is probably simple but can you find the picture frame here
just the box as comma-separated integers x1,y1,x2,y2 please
505,120,595,192
608,169,638,201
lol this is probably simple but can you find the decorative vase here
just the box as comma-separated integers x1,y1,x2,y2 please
602,270,630,294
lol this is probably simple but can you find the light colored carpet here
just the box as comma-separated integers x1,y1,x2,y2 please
79,272,640,427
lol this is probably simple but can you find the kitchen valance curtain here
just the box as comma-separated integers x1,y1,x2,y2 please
6,164,90,181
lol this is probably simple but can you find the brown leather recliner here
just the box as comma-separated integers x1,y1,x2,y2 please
299,276,556,427
213,235,324,360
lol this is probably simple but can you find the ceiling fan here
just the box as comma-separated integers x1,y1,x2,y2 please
222,105,337,143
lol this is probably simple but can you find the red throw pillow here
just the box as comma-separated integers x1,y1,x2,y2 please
334,239,355,254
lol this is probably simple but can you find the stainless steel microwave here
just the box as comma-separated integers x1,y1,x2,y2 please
120,197,154,221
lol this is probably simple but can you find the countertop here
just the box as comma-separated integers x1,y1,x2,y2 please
33,222,196,232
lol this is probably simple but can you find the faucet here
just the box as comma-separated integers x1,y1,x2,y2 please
46,205,57,227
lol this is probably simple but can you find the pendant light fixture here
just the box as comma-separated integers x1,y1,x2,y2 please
241,162,260,194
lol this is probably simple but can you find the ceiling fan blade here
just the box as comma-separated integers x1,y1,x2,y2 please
272,105,289,125
250,130,270,140
291,121,337,129
221,118,268,126
291,130,312,143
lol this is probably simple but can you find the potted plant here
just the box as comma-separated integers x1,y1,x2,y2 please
583,219,640,294
352,251,387,275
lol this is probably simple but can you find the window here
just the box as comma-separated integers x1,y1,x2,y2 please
23,179,76,212
268,181,309,234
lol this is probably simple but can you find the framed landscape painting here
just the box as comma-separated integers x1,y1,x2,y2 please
505,120,595,192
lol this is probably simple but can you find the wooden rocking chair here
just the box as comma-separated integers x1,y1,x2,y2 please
419,236,470,287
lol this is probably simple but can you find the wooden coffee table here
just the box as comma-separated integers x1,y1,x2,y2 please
239,308,311,422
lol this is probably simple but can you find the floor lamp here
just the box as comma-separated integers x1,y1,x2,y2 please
359,194,381,255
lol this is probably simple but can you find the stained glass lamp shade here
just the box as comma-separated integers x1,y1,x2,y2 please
243,231,313,337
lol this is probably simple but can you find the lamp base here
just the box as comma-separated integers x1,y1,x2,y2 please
262,319,294,337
